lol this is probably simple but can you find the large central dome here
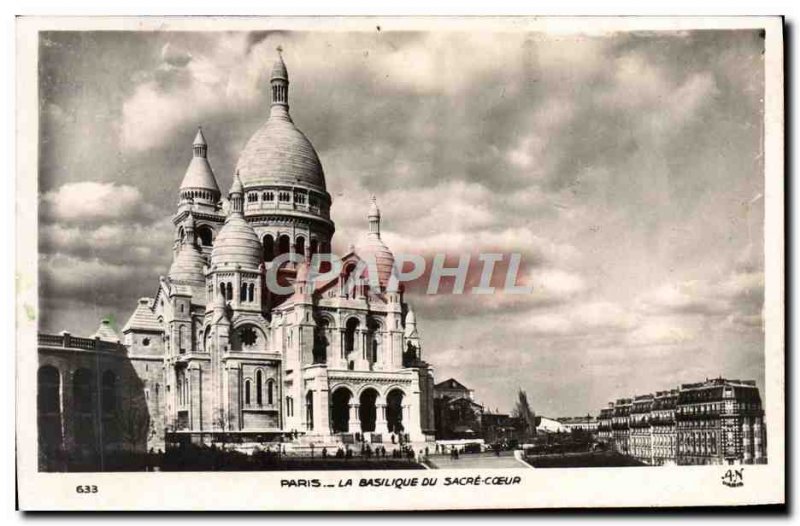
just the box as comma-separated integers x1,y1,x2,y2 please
235,114,326,189
235,52,326,191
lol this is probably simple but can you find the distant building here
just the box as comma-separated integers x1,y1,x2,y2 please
629,394,654,464
434,378,474,401
481,411,522,444
651,390,678,466
597,404,614,443
536,416,567,434
433,378,483,439
611,398,632,455
557,416,598,434
597,378,766,466
676,379,766,466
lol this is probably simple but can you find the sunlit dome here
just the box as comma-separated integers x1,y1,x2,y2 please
235,52,326,191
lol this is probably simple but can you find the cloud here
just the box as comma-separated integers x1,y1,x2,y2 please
37,30,767,416
40,181,160,225
39,217,174,266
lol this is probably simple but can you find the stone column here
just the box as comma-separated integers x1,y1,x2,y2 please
357,329,369,370
61,367,74,453
338,329,345,368
348,402,361,434
313,386,330,437
375,402,389,435
226,365,241,432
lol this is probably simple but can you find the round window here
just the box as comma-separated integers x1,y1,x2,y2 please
142,337,151,347
239,327,258,347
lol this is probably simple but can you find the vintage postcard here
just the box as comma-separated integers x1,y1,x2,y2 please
16,16,784,510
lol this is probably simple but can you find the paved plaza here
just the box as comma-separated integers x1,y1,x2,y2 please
427,451,531,470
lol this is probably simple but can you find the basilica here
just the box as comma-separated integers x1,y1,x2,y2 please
37,52,436,459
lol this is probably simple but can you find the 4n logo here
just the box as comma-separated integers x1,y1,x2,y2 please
722,468,744,488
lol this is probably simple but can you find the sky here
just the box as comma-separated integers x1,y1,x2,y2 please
37,29,765,417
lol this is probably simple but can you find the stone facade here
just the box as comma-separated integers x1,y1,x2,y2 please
37,52,436,468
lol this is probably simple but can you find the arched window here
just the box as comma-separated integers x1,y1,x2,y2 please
245,380,251,406
310,239,318,258
256,370,263,406
219,282,225,299
267,380,274,405
101,371,116,414
345,318,359,354
240,283,247,302
197,226,213,247
306,391,314,431
295,236,305,258
278,235,291,257
248,283,255,302
368,320,380,365
226,282,233,301
263,234,274,262
38,366,60,414
179,326,187,353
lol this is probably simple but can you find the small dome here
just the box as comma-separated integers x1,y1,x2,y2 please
235,116,326,190
93,318,120,341
180,157,220,193
210,214,262,269
356,233,395,289
169,244,206,282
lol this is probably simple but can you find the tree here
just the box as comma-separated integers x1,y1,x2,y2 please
213,408,232,449
112,383,152,454
512,389,537,441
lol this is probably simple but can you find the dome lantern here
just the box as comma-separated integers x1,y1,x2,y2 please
355,196,395,290
270,46,289,113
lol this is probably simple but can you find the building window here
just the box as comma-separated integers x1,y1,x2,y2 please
267,380,274,405
245,380,251,406
256,370,263,406
142,337,151,347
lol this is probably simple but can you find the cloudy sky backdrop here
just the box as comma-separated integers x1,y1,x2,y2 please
38,29,765,416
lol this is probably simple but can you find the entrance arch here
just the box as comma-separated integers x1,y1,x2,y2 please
330,387,352,434
359,388,379,433
386,388,405,434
